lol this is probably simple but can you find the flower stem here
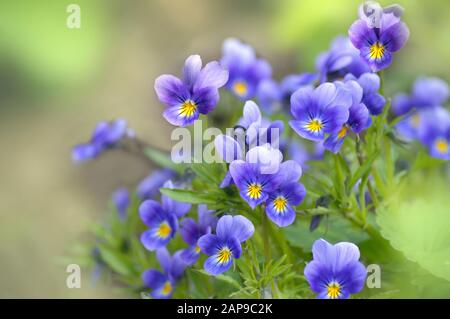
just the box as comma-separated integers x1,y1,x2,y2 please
261,206,271,262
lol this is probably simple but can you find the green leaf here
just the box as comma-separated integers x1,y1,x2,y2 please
159,188,216,205
97,245,135,277
193,269,241,290
144,147,184,174
376,176,450,282
283,215,369,253
348,151,379,190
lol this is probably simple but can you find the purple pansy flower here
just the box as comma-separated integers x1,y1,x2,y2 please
415,107,450,160
140,180,191,251
304,239,367,299
112,188,130,220
345,73,386,115
142,248,187,299
180,205,218,265
215,101,283,188
137,168,177,200
154,55,228,127
316,36,370,83
72,119,128,163
221,38,271,100
257,73,317,114
265,160,306,227
198,215,254,276
289,83,353,142
392,77,449,116
323,80,370,153
229,145,283,209
349,10,409,71
396,106,450,142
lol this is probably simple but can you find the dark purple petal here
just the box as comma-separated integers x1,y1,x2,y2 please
304,261,332,293
348,19,377,50
336,261,367,294
180,218,202,245
142,269,167,290
321,106,350,134
139,200,165,227
380,21,409,52
198,234,222,256
392,93,412,116
192,86,219,115
154,74,189,106
364,93,386,115
348,103,370,133
290,86,316,119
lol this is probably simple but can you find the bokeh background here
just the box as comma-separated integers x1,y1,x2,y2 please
0,0,448,298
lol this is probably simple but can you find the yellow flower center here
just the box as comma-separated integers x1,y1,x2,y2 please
306,119,323,133
337,125,348,139
179,100,197,118
273,196,288,213
369,42,385,60
161,281,172,295
247,183,262,199
157,222,172,238
327,282,341,299
435,138,449,154
195,245,201,254
233,81,248,96
217,247,232,264
411,114,421,128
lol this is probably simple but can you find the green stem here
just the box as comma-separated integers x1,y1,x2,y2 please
261,206,271,262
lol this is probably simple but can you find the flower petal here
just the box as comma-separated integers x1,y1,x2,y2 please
194,61,229,91
183,55,202,87
155,74,189,106
214,134,244,163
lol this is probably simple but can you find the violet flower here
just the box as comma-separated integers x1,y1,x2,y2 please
155,55,228,127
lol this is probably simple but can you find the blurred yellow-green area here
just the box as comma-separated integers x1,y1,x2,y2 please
0,0,448,298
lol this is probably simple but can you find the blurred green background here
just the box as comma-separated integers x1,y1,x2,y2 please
0,0,448,298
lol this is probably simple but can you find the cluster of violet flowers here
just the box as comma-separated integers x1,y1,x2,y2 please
72,2,450,300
